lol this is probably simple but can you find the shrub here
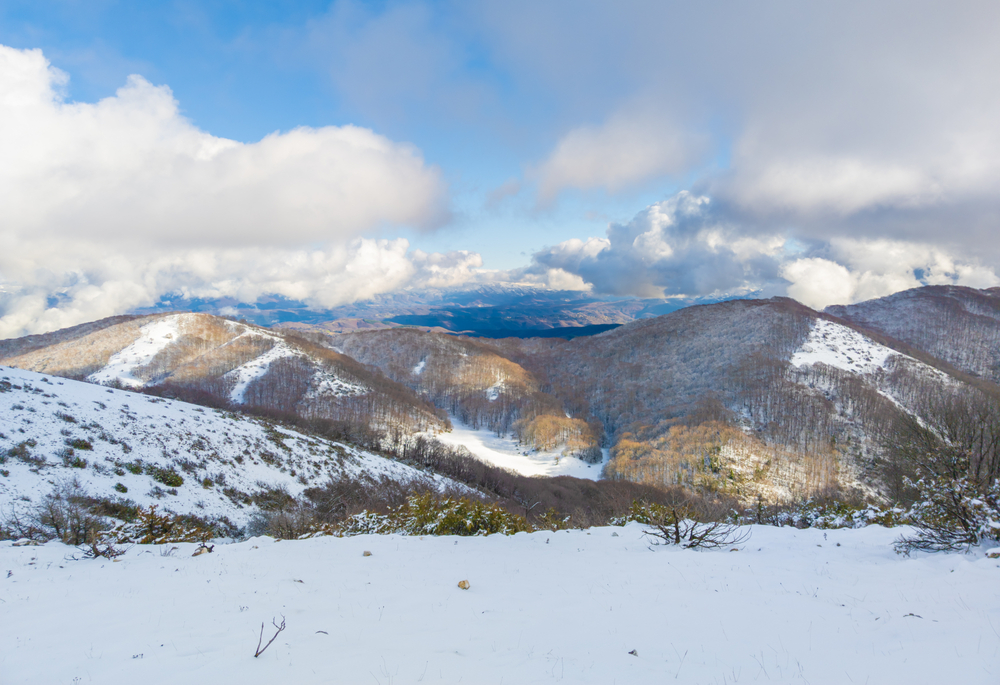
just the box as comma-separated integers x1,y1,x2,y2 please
32,479,105,545
104,505,213,545
7,439,39,464
114,483,128,494
895,471,1000,554
147,466,184,488
340,493,531,537
737,494,907,530
637,502,750,549
66,438,94,451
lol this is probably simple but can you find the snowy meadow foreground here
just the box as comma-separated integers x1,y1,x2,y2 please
3,524,998,684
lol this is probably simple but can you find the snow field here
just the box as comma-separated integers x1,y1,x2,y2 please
88,315,182,387
431,415,608,480
790,318,899,374
2,524,997,684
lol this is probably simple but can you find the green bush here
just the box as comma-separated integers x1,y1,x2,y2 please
339,493,531,537
66,438,93,451
104,505,212,545
147,466,184,488
114,483,128,494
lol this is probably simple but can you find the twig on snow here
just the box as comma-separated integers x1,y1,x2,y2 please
254,615,286,658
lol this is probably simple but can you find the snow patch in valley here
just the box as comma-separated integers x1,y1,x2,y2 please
431,415,607,480
412,359,426,375
791,318,896,374
1,525,997,684
87,315,182,387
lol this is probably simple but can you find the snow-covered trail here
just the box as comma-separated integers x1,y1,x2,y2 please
431,416,608,480
3,525,997,684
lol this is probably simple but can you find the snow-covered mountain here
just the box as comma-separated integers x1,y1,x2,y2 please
323,297,985,502
0,312,446,435
4,292,998,507
0,365,455,526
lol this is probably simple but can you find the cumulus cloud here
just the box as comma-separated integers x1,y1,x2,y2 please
0,46,448,247
781,239,1000,309
525,192,784,298
463,1,1000,259
0,45,466,337
533,108,707,202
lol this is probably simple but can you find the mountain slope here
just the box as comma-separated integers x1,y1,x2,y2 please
485,298,983,501
0,312,446,435
327,327,602,463
826,285,1000,383
0,365,456,527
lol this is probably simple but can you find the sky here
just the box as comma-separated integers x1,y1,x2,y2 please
1,0,1000,337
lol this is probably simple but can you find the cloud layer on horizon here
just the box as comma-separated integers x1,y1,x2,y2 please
516,192,999,310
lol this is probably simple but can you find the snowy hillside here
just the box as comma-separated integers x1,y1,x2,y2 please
790,318,897,374
2,524,997,684
0,311,447,434
0,366,454,526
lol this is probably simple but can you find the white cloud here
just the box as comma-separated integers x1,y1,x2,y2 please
523,192,1000,310
533,107,707,202
526,192,784,298
0,46,448,246
0,237,491,339
0,45,465,338
780,259,856,310
780,238,1000,309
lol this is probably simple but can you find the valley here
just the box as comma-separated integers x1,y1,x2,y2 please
4,285,1000,515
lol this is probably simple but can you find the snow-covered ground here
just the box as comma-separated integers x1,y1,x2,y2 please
0,366,454,525
790,318,897,374
431,416,608,480
2,524,997,684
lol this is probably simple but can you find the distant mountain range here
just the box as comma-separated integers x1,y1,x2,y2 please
132,284,741,337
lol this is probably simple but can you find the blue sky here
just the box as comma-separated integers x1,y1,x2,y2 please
1,1,999,336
